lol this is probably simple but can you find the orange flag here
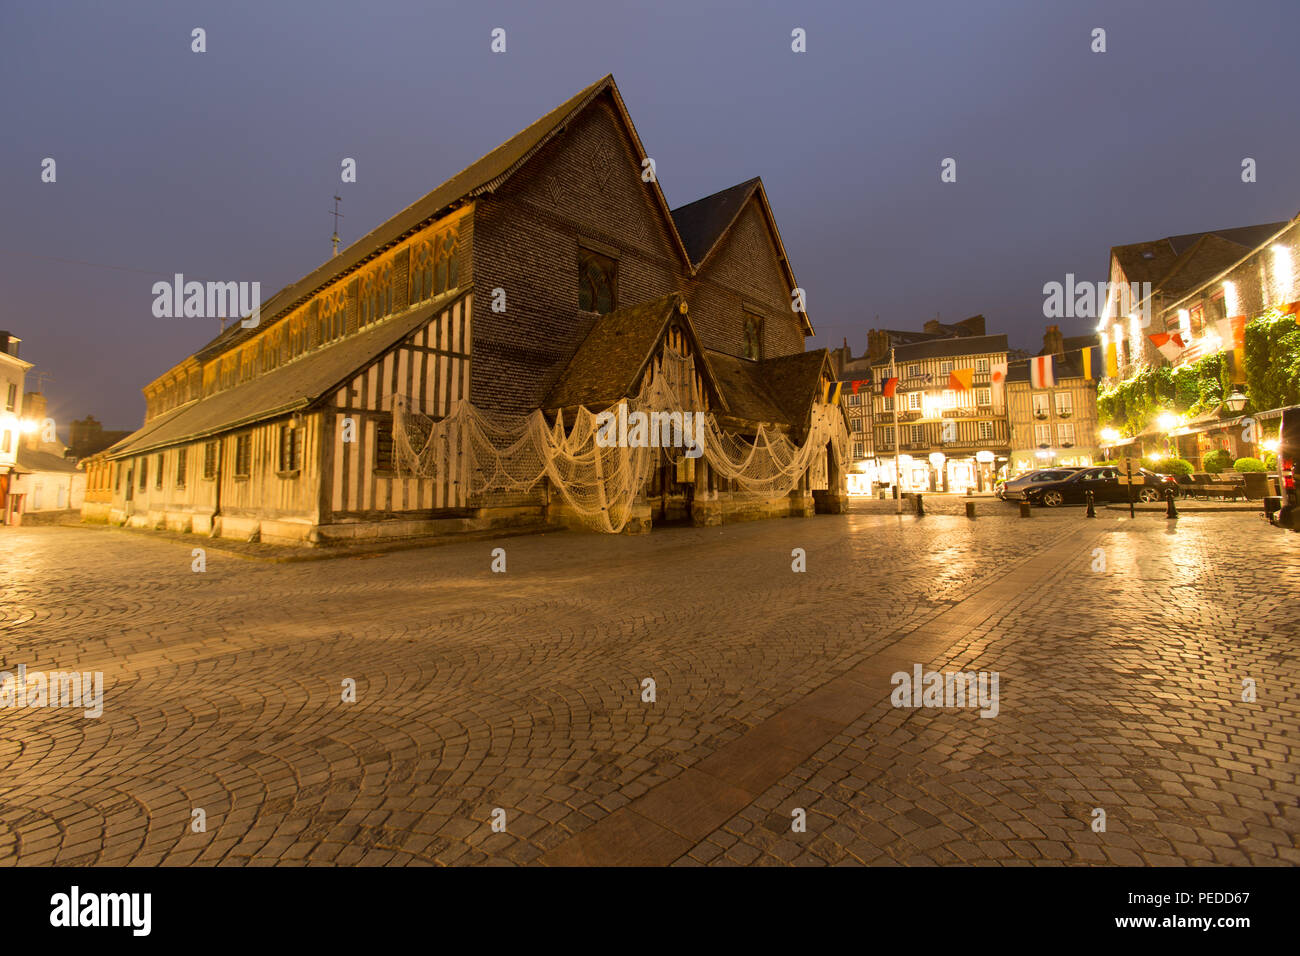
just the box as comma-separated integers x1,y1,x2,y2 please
948,368,973,390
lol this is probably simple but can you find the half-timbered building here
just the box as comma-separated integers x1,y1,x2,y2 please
100,75,844,544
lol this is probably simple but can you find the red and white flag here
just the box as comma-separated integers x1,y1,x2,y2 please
990,362,1008,403
1149,331,1186,362
1030,355,1054,390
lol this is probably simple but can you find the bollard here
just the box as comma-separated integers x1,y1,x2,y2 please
1165,487,1179,519
1019,500,1031,518
1264,495,1281,524
965,487,973,497
914,493,925,517
1085,490,1096,518
965,500,976,519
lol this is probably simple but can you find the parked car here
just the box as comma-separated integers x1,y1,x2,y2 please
998,468,1084,501
1019,466,1179,507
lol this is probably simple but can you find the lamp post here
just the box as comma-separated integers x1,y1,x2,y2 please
1157,412,1178,462
1225,389,1247,414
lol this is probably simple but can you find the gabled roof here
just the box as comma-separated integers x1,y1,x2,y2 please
702,350,793,426
1111,221,1289,290
15,446,80,474
543,294,725,414
669,178,813,336
759,349,832,426
671,179,760,265
158,74,696,384
106,290,466,459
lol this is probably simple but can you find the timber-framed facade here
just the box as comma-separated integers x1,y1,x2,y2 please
98,75,845,544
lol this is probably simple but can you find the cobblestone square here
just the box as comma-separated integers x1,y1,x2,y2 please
0,510,1296,866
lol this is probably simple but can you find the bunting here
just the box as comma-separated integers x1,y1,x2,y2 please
881,376,899,398
1030,355,1055,390
1105,341,1119,378
1080,346,1094,381
948,368,974,391
1149,331,1186,362
990,362,1007,404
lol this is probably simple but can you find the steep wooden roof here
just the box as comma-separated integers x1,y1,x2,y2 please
153,74,697,386
670,178,813,336
543,294,725,414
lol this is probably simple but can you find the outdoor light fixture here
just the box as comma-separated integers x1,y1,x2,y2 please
1262,439,1280,453
19,419,38,434
1157,412,1177,432
1100,427,1120,443
1225,389,1247,413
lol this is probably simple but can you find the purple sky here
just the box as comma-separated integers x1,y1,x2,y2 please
3,0,1299,430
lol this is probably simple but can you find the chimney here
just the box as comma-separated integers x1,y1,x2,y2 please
22,391,47,450
1043,324,1064,356
0,331,19,357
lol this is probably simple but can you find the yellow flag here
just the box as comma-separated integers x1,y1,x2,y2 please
831,381,843,405
1105,342,1118,377
1081,347,1093,380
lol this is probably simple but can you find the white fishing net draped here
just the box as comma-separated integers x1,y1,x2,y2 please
394,346,849,533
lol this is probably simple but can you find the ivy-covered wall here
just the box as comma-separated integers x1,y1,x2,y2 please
1098,314,1299,434
1244,309,1300,411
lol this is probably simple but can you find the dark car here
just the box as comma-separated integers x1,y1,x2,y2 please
998,467,1084,501
1020,466,1179,507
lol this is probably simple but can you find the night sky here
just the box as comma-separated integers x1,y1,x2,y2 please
3,0,1298,430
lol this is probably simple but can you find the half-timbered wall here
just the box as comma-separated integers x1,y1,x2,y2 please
326,293,472,518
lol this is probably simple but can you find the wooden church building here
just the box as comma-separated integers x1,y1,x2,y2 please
97,75,845,544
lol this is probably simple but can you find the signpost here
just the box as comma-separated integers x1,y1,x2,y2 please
1115,457,1143,518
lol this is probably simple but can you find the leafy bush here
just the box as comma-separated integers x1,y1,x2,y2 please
1233,457,1267,472
1153,457,1193,476
1264,452,1278,471
1202,449,1234,473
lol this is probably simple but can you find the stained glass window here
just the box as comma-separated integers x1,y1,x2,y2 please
578,249,616,313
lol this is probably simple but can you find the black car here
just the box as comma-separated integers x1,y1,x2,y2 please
1020,466,1179,507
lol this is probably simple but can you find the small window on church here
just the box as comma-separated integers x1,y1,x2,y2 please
743,315,763,360
578,249,617,314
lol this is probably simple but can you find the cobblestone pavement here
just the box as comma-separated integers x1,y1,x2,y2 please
0,511,1295,866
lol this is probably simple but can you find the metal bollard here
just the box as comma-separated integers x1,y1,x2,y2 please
965,500,976,519
1165,487,1179,519
1019,500,1031,518
914,493,925,517
1085,490,1096,518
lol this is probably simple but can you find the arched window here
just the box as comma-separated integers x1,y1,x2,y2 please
743,315,762,360
578,249,616,314
411,240,434,303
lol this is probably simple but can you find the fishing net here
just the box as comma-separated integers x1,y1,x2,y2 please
394,345,848,533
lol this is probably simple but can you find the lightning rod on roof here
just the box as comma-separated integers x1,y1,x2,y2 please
330,195,344,257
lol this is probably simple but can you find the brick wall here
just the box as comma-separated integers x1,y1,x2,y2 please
472,90,809,417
